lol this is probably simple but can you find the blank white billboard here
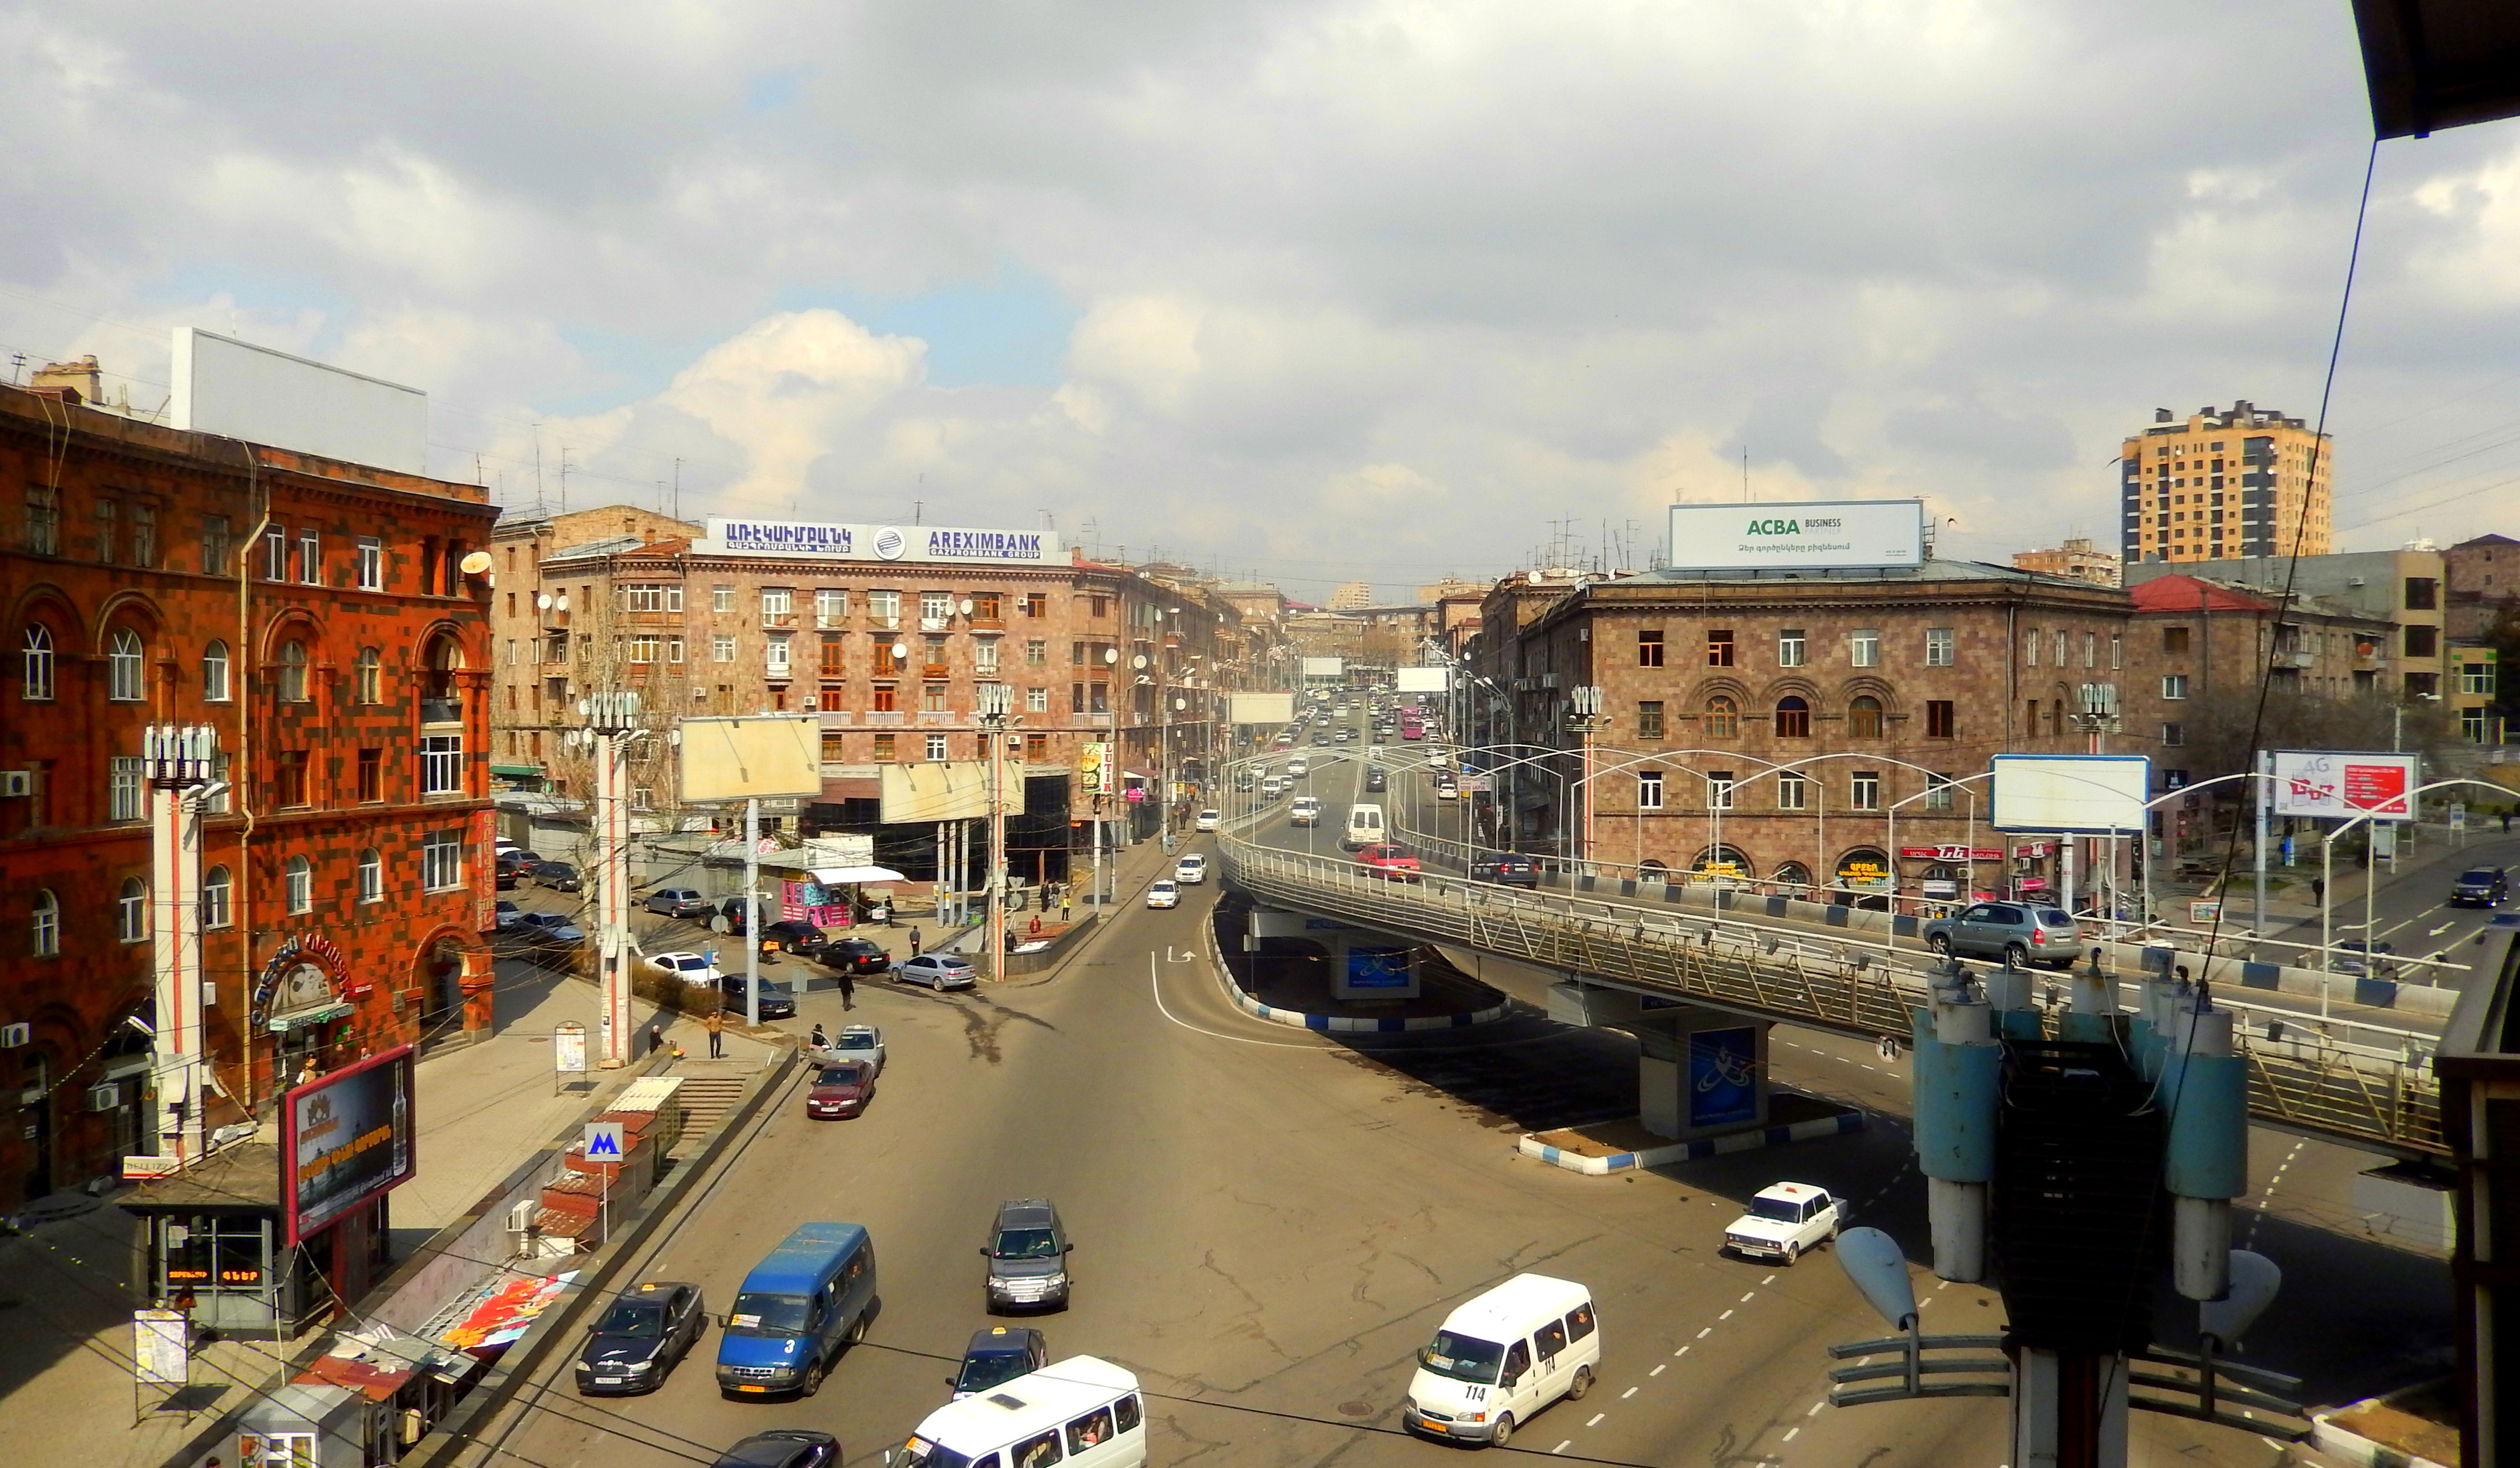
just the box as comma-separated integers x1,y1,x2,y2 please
1666,499,1923,572
678,716,824,801
1395,667,1449,693
880,762,991,823
1300,657,1345,679
1228,692,1295,725
170,328,427,474
1990,754,2150,834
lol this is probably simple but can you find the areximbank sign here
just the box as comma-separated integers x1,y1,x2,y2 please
1665,498,1924,572
701,518,1062,564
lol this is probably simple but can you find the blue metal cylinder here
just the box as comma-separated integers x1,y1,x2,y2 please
2159,1052,2248,1201
1911,1009,1999,1184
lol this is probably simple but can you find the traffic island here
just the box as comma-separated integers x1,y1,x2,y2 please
1520,1091,1866,1176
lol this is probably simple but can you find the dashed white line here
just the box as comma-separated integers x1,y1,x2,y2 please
1651,1364,1667,1377
1719,1309,1735,1320
1552,1442,1571,1455
1762,1274,1777,1284
1696,1327,1713,1339
1918,1296,1935,1308
1674,1346,1692,1357
1740,1291,1756,1302
1783,1428,1801,1442
1807,1401,1825,1417
1621,1386,1638,1399
1586,1413,1606,1427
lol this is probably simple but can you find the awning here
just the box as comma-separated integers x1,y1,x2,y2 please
488,763,545,777
267,1001,354,1034
811,866,907,884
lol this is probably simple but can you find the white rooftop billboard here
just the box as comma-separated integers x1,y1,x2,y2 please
694,517,1063,565
1300,657,1345,679
1990,754,2150,834
1395,667,1448,693
1227,692,1295,725
170,328,428,474
1665,499,1924,573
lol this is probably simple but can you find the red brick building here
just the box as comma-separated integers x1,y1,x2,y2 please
1,384,496,1207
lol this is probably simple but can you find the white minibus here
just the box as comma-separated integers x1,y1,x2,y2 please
898,1355,1147,1468
1342,803,1386,851
1402,1274,1599,1447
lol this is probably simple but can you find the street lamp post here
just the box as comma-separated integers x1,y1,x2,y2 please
978,683,1013,981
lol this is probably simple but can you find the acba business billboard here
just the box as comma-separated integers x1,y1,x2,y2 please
1666,500,1924,572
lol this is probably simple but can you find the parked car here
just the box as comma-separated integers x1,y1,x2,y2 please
575,1281,707,1396
642,887,710,919
896,953,979,990
712,896,773,936
646,951,723,986
717,974,799,1020
707,1431,838,1468
816,937,892,975
805,1059,876,1119
1471,851,1540,889
2451,865,2510,907
819,1023,884,1072
1145,880,1181,909
1721,1182,1842,1265
533,861,583,892
1195,809,1221,832
493,899,524,929
1921,902,2079,969
496,864,521,891
760,920,826,953
951,1325,1049,1400
518,912,587,945
983,1198,1072,1312
1356,845,1424,882
1174,854,1208,885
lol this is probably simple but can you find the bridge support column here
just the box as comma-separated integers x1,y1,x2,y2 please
1545,985,1774,1141
1247,909,1422,1000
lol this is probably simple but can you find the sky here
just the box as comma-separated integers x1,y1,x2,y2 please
5,1,2518,604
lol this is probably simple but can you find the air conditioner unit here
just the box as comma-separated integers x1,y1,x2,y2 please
85,1083,122,1113
506,1199,539,1232
2346,576,2365,587
801,696,819,711
0,1023,27,1048
0,771,30,797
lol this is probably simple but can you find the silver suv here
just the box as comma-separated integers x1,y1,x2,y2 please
1922,902,2080,970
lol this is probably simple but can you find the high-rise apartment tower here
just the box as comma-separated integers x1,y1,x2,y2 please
2120,400,2331,566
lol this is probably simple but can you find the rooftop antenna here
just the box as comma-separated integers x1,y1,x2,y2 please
1742,445,1750,502
673,458,682,520
559,445,574,513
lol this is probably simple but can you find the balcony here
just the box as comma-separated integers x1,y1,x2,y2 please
866,711,905,726
921,662,950,678
918,710,958,726
970,617,1005,632
920,616,950,632
761,612,799,630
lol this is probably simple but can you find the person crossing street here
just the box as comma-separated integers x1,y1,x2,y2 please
705,1007,724,1059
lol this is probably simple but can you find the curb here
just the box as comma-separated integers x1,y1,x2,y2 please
2310,1411,2455,1468
1519,1109,1867,1176
1230,982,1514,1032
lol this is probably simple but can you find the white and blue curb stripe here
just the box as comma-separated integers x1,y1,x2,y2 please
1228,983,1514,1033
1519,1110,1866,1176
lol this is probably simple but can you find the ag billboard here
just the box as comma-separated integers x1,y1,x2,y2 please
2270,751,2416,820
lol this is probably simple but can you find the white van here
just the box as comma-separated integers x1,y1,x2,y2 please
1342,803,1386,851
899,1355,1147,1468
1289,796,1323,827
1285,757,1310,778
1402,1274,1599,1447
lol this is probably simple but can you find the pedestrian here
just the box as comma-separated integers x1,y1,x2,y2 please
294,1058,318,1090
705,1007,724,1059
809,1022,829,1049
647,1023,664,1056
2505,810,2514,834
838,968,855,1011
2311,877,2326,906
910,927,922,959
1060,892,1072,922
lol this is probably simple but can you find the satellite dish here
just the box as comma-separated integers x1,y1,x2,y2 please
576,699,591,717
555,593,570,612
891,643,909,659
1103,648,1120,664
1132,655,1148,670
959,598,974,615
459,550,493,576
536,593,552,611
1834,1228,1918,1330
1173,698,1187,711
2200,1250,2281,1347
1526,570,1541,585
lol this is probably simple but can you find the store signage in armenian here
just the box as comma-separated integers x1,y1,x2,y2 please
281,1045,416,1245
252,934,356,1034
704,518,1063,565
1899,846,2002,862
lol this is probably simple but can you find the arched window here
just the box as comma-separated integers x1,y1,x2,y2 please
1774,695,1811,738
1704,695,1739,738
1848,695,1884,739
21,624,55,701
107,628,145,702
202,641,231,702
118,877,148,943
202,865,233,928
31,889,60,956
285,854,313,914
1774,861,1814,893
277,640,309,703
355,648,382,706
357,848,383,904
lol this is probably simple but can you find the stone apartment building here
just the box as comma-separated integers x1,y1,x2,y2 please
1473,560,2132,901
0,383,496,1207
2122,574,2400,782
2446,532,2518,640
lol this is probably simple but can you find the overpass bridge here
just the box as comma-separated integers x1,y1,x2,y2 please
1219,833,2450,1159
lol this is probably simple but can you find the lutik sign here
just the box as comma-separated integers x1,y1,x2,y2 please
1665,499,1924,573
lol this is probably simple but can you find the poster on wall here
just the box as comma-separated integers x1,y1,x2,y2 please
1345,946,1413,989
1688,1026,1759,1129
280,1045,416,1245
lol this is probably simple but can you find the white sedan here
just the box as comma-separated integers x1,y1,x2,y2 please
1145,880,1180,909
645,951,724,986
1195,809,1220,832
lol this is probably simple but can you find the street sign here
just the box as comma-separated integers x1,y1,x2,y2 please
553,1023,587,1093
2189,899,2222,923
1462,775,1491,794
133,1310,187,1386
583,1121,627,1162
2450,802,2467,831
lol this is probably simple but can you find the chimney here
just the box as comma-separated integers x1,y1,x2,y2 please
2154,408,2172,423
30,355,101,406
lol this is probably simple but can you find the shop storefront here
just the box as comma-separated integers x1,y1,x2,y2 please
1832,848,1893,910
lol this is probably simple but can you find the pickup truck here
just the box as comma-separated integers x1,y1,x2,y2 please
1720,1183,1842,1265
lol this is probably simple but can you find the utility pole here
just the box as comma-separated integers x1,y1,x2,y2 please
1568,686,1604,867
145,725,221,1167
743,796,761,1030
584,692,640,1066
979,683,1014,979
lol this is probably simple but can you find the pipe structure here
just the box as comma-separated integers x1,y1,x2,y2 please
1912,963,1999,1282
2157,989,2245,1301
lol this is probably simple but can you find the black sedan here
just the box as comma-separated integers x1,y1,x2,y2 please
533,861,583,892
575,1281,706,1395
717,975,798,1021
761,919,826,953
710,1431,838,1468
951,1325,1047,1399
816,937,892,975
2451,866,2509,907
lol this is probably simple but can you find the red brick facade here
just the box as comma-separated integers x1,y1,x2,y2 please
0,387,495,1206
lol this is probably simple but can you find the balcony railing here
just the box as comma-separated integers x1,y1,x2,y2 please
867,711,905,726
920,616,950,632
761,612,799,629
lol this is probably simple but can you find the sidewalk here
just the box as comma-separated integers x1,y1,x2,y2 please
0,953,751,1468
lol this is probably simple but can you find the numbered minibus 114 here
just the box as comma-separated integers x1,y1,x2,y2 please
895,1355,1147,1468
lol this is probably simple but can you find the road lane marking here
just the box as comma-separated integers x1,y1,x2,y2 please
1783,1427,1801,1442
1651,1364,1666,1377
1552,1443,1571,1455
1740,1291,1756,1302
1674,1346,1691,1357
1762,1274,1777,1284
1622,1387,1638,1399
1807,1401,1825,1417
1696,1327,1712,1339
1586,1413,1606,1427
1719,1309,1734,1320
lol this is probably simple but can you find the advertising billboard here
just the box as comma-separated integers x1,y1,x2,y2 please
1345,946,1414,990
1078,740,1114,796
170,328,428,474
678,716,823,802
1665,499,1924,573
2270,751,2417,821
1227,692,1295,726
1990,754,2150,833
1395,667,1449,693
696,518,1063,564
1300,657,1345,680
878,761,991,823
281,1045,415,1244
1688,1026,1760,1129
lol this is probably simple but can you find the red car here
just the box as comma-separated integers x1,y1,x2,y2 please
805,1060,876,1119
1356,845,1424,882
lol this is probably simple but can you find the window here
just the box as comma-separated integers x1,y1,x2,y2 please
713,634,736,662
976,640,1000,675
2162,673,2188,700
2462,661,2497,696
1566,1303,1596,1341
2405,625,2440,659
285,855,313,914
1925,700,1955,738
277,641,310,702
202,641,231,701
2404,577,2439,611
1065,1406,1115,1455
298,529,321,585
922,681,948,713
1025,638,1047,666
204,754,231,813
422,831,462,891
1027,686,1049,714
922,591,953,626
1925,627,1954,666
926,733,949,761
972,592,1001,621
30,889,60,956
1637,700,1664,740
2162,626,2190,654
873,733,896,761
202,867,232,928
627,635,660,664
819,633,845,677
816,588,848,626
131,504,157,567
356,847,383,904
1850,770,1881,810
1025,731,1049,760
873,684,898,712
1637,769,1664,810
2111,632,2122,670
1089,594,1110,618
1637,629,1665,667
923,635,949,673
712,584,734,613
1705,629,1735,667
1924,772,1955,812
1774,696,1810,738
875,640,903,676
95,497,118,563
109,755,145,821
20,623,54,701
1776,771,1808,810
1023,592,1048,618
357,747,382,802
766,636,792,678
202,515,232,575
1704,695,1739,738
2161,722,2184,746
762,587,794,621
25,485,60,555
625,583,683,613
820,730,846,764
422,735,463,795
668,636,684,663
868,590,900,626
119,877,148,942
2083,632,2097,668
1848,695,1883,739
2025,628,2040,667
263,526,288,581
2052,629,2067,667
355,648,380,704
1709,770,1735,810
276,751,310,808
356,537,383,591
1850,628,1879,667
1777,628,1805,667
1010,1429,1061,1468
107,628,145,701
